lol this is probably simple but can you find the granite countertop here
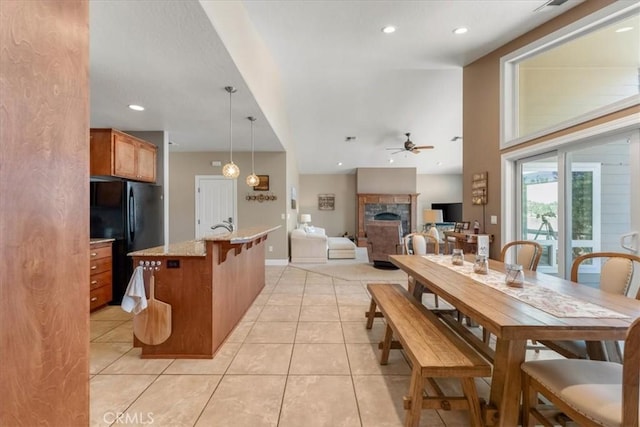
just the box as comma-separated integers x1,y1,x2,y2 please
202,225,281,244
90,238,115,244
128,225,281,257
129,240,206,257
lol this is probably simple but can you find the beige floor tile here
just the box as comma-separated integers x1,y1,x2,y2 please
226,321,254,343
429,377,489,426
92,321,134,343
164,342,241,375
252,293,270,306
336,292,372,305
101,347,174,374
126,375,221,427
346,343,411,375
338,304,370,321
279,375,360,427
196,375,286,427
273,284,305,295
226,343,293,374
289,343,350,375
305,274,333,285
241,304,264,322
90,320,126,341
342,321,386,343
90,342,133,374
334,283,367,294
266,293,303,306
302,294,337,305
295,322,344,343
303,284,336,295
90,374,157,427
90,305,134,321
245,321,297,343
353,375,445,427
299,304,340,321
257,305,301,322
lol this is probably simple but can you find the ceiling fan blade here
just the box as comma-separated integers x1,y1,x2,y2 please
389,149,404,155
412,149,420,154
385,147,403,151
413,145,434,149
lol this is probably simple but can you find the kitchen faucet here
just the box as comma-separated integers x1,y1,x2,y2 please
211,218,234,232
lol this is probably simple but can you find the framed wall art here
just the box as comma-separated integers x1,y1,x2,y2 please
472,172,488,205
318,194,335,211
254,175,269,191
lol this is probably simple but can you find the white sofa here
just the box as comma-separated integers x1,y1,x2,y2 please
290,226,328,263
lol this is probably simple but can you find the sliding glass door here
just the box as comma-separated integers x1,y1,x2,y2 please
517,130,639,286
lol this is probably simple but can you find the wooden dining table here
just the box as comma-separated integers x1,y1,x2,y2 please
389,253,640,427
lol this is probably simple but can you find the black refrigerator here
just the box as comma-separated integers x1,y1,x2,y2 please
90,180,164,304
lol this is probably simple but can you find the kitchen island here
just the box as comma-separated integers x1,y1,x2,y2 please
129,225,280,358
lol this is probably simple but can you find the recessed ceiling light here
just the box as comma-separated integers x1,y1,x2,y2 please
388,158,394,164
337,161,343,166
128,104,145,111
615,26,633,33
381,26,396,34
452,27,468,35
436,161,443,166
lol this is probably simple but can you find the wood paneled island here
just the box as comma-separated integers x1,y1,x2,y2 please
129,226,280,358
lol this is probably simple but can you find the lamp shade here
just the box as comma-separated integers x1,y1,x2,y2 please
423,209,443,224
300,214,311,224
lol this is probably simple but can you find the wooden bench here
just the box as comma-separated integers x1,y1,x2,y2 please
366,283,492,427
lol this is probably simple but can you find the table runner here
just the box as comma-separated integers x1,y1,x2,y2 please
422,254,629,319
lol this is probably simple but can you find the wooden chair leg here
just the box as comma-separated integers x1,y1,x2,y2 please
366,299,377,329
405,368,425,427
461,378,483,427
521,372,536,427
380,323,393,365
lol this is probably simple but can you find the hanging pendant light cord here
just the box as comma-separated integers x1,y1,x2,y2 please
228,89,233,162
251,118,255,173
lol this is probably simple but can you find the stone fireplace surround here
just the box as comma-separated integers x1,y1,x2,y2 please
356,193,418,247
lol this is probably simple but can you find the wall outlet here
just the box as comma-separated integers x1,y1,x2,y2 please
490,215,498,225
268,246,273,252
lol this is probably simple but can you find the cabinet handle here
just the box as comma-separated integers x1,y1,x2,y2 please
91,280,98,285
91,252,98,257
90,297,98,302
91,265,97,270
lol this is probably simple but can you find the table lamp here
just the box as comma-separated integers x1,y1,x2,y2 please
300,214,311,226
423,209,443,241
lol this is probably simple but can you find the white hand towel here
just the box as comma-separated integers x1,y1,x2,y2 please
121,266,147,314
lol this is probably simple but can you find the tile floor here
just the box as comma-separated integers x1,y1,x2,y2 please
90,265,557,427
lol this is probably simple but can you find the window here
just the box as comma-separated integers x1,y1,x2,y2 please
501,3,640,147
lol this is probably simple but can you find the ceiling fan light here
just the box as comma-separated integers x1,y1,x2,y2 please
246,173,259,187
222,161,240,178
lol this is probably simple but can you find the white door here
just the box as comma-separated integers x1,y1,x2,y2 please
195,176,236,238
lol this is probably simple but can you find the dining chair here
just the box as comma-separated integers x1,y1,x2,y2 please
538,252,640,362
499,240,543,271
482,240,544,343
521,316,640,427
404,232,454,311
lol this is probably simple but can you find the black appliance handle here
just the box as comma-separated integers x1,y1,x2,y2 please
129,187,135,242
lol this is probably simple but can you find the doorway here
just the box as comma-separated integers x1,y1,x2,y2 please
511,129,639,284
195,176,237,238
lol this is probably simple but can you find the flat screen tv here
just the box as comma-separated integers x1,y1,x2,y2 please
431,202,462,223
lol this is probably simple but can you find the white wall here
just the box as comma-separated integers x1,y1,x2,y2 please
416,174,463,229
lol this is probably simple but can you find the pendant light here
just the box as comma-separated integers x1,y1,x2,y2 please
222,86,240,179
246,116,259,187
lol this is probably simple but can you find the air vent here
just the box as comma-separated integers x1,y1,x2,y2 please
534,0,568,12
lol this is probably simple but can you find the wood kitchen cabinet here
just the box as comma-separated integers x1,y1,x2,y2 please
90,240,113,311
90,128,157,182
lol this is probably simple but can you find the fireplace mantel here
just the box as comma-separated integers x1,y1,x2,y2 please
356,193,419,247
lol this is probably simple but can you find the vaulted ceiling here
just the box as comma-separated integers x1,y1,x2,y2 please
90,0,585,174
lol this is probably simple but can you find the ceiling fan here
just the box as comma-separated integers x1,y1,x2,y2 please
386,133,434,155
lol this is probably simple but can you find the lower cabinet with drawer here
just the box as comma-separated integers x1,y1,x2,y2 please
90,240,113,311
